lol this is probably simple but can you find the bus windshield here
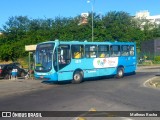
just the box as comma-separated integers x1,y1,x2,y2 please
35,43,54,72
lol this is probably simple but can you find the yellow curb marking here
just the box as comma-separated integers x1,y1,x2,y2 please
89,108,96,112
76,117,87,120
75,108,97,120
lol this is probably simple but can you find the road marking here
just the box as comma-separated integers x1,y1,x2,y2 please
89,108,96,112
121,117,134,120
72,108,96,120
72,108,134,120
75,117,87,120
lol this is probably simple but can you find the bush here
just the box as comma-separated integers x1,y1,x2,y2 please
154,56,160,61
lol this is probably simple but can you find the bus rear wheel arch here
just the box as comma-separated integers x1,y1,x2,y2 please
72,70,83,84
116,66,124,79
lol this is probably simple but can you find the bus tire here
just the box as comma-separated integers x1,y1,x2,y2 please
72,71,83,84
116,67,124,79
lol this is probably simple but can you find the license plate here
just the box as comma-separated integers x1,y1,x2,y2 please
40,76,44,78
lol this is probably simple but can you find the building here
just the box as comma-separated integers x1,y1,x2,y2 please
135,10,160,25
135,10,160,30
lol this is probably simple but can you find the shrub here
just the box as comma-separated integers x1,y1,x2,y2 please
154,56,160,61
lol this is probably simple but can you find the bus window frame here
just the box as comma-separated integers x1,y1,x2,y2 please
85,45,97,58
121,45,130,56
98,45,109,58
129,45,135,56
71,45,84,59
58,44,71,65
110,45,121,57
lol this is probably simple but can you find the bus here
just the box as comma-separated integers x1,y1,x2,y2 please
34,40,137,83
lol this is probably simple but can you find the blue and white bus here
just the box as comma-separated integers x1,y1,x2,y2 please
34,40,137,83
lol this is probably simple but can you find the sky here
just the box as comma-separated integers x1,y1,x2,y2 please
0,0,160,29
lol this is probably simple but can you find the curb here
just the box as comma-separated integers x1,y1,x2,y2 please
149,80,160,88
144,76,160,89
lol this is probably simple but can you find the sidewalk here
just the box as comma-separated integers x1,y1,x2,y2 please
137,65,160,89
137,65,160,69
0,78,54,98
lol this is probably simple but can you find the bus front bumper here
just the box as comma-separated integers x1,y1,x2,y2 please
34,73,58,82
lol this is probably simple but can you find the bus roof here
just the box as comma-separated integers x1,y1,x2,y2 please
38,39,136,46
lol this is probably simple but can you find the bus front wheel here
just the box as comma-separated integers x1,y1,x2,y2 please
116,67,124,79
72,71,83,84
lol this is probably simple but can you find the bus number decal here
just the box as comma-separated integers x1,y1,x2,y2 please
93,57,118,68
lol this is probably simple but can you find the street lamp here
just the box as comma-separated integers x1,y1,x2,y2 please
87,0,95,42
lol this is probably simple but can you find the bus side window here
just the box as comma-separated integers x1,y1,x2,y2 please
58,45,71,64
110,45,120,57
58,48,64,63
129,45,135,56
71,45,84,59
121,45,129,56
98,45,109,58
85,45,97,58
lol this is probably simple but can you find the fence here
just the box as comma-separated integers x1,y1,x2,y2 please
137,51,160,64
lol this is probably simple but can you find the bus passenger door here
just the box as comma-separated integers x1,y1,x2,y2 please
53,48,58,72
57,45,71,81
57,45,71,69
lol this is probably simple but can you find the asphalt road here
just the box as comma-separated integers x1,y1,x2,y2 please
0,66,160,120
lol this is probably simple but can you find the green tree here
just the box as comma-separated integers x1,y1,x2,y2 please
1,11,160,61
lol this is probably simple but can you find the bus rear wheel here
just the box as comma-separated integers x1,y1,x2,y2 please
72,71,83,84
116,67,124,79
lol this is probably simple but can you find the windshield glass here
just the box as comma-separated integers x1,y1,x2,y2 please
35,43,54,72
